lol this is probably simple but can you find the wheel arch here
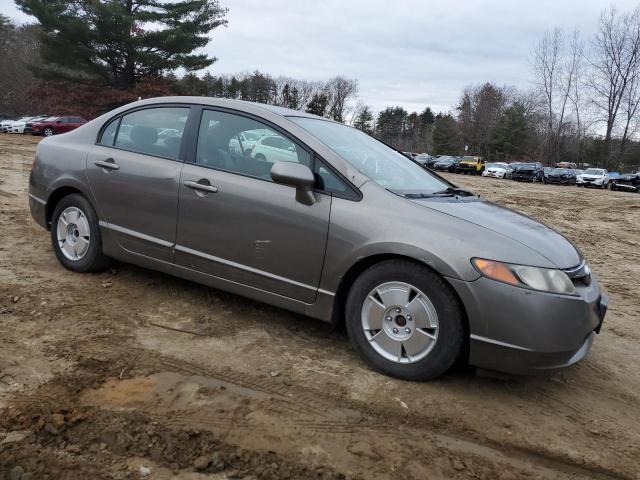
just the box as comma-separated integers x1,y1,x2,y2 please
45,184,97,230
330,254,470,360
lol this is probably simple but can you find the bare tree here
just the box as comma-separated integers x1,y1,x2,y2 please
589,6,640,168
532,28,580,163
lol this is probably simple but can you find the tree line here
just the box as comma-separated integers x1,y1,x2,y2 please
1,1,640,171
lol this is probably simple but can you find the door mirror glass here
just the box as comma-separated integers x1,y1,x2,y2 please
271,161,316,205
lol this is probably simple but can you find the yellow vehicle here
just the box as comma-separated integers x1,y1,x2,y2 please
457,156,485,175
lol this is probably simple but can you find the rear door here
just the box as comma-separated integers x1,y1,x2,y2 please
86,105,191,261
175,108,331,303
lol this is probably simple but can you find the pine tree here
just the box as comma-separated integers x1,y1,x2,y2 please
432,114,460,155
16,0,227,89
306,92,329,117
354,106,374,135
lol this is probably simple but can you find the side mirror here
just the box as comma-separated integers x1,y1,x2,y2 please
56,120,62,123
270,161,316,205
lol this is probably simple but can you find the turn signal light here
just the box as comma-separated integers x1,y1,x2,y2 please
472,258,520,286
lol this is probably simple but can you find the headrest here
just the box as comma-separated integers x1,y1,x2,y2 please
130,125,157,147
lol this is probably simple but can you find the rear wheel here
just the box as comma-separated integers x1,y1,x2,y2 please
345,260,465,380
51,194,110,272
43,127,54,137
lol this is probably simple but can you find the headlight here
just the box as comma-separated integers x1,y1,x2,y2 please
472,258,576,295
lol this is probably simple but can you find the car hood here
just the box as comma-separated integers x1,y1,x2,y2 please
411,198,581,269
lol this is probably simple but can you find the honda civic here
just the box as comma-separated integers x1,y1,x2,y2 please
28,97,608,380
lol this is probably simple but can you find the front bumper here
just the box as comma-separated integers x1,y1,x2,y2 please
512,174,536,181
546,177,571,184
447,273,607,374
611,182,638,190
577,178,604,186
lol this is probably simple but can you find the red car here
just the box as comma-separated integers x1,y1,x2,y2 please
31,116,87,136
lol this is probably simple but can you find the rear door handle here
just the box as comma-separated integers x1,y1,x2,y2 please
184,180,218,193
94,159,119,171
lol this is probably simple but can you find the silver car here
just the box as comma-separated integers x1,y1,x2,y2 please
28,97,608,380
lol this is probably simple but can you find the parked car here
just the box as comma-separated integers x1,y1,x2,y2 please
576,168,609,188
7,116,38,134
555,162,577,169
28,97,607,381
432,156,460,172
229,129,265,156
24,116,51,134
251,134,301,166
30,116,87,136
543,167,554,179
609,173,640,192
511,162,544,182
457,155,485,175
0,118,16,133
544,168,577,185
505,162,520,180
413,154,437,169
482,162,509,178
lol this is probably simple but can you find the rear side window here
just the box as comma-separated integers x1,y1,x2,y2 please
99,118,119,146
114,107,189,160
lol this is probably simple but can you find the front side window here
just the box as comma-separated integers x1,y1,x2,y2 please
114,107,189,160
196,110,311,181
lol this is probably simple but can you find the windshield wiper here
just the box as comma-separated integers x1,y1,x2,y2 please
389,187,474,198
430,186,473,197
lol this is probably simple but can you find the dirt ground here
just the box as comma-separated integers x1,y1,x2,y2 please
1,134,639,480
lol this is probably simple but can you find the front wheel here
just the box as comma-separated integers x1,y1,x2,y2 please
43,127,54,137
345,260,465,381
51,194,110,272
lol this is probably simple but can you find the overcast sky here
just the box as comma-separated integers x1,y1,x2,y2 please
2,0,638,114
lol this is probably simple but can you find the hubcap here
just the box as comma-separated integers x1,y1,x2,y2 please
56,207,90,261
361,282,439,364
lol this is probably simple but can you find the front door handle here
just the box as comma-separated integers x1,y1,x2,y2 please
184,180,218,194
94,158,119,171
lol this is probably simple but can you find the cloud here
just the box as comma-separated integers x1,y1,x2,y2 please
3,0,639,113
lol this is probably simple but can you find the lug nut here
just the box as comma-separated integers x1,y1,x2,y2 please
407,315,412,321
385,316,392,322
395,307,401,313
405,328,411,334
392,327,399,334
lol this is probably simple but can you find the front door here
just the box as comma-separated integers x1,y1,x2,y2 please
175,109,331,303
86,106,190,261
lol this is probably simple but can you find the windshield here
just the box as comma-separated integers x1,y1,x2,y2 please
516,163,536,169
584,168,604,175
44,116,59,121
486,163,506,169
290,117,450,195
552,168,570,174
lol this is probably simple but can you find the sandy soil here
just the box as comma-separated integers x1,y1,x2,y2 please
1,134,639,480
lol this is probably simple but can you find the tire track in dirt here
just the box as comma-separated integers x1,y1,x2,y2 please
65,337,637,480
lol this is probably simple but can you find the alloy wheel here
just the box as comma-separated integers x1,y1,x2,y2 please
361,282,439,363
56,206,90,261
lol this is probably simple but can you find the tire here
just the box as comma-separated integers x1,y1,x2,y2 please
50,193,110,273
254,153,266,161
43,127,54,137
345,259,465,381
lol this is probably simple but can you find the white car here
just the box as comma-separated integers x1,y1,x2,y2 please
576,168,609,188
229,129,267,156
482,162,509,178
251,134,299,164
0,118,18,133
8,116,37,134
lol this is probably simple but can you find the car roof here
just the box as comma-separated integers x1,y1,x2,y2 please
129,96,329,122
